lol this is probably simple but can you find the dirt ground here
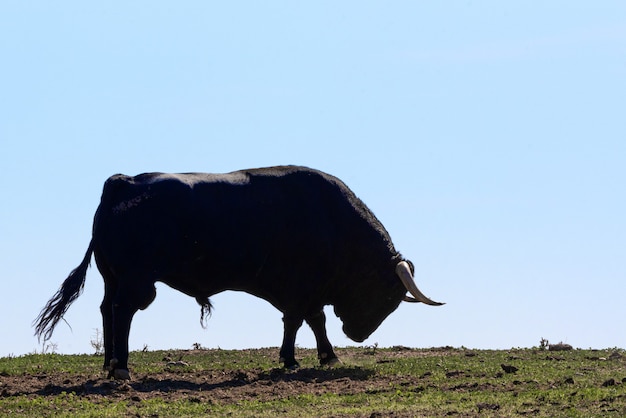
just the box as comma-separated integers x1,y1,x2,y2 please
0,348,430,406
5,347,622,417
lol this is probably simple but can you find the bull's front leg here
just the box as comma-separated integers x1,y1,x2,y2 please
306,311,340,366
279,316,303,369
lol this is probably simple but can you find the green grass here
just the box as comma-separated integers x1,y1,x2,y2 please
1,347,625,417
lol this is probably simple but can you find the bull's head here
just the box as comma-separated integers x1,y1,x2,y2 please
334,260,443,342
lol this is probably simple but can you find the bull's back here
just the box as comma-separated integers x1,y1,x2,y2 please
93,167,354,275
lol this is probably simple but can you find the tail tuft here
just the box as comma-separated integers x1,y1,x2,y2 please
33,241,94,341
196,297,213,329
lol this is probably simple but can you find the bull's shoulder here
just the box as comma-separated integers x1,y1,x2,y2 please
242,165,313,177
242,165,345,187
242,165,327,178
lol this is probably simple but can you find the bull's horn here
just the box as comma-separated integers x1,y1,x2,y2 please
396,261,444,306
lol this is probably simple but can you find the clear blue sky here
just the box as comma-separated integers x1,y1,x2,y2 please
1,2,624,357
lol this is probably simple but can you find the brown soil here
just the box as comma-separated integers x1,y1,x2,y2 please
0,347,439,409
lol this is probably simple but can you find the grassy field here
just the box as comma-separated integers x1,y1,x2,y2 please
1,346,625,417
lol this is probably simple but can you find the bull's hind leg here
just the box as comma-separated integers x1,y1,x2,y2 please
306,311,340,366
279,316,303,369
100,283,115,373
109,279,156,380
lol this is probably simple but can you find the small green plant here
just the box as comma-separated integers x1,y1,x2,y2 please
364,342,378,355
40,341,58,354
90,329,104,355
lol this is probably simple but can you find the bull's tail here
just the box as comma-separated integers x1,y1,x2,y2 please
34,240,95,342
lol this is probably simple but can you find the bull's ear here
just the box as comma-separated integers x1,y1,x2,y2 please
406,260,415,275
403,295,420,303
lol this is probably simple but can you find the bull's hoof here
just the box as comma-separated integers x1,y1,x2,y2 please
319,352,342,367
321,357,343,367
279,357,300,370
113,369,131,380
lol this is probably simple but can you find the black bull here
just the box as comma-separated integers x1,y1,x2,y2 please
35,166,443,379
